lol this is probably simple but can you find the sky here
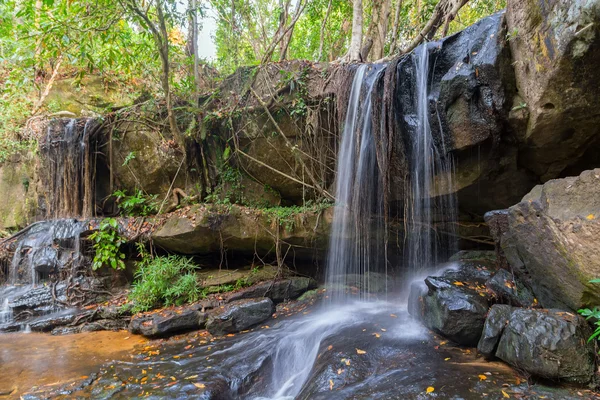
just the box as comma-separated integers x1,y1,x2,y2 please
198,7,217,60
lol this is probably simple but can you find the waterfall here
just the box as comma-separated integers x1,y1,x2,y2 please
39,118,98,219
325,64,387,301
405,43,457,275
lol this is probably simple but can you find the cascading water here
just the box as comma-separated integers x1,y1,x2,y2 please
325,64,387,301
404,43,457,275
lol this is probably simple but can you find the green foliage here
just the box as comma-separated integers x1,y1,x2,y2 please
262,199,333,230
113,189,158,216
129,255,201,313
122,151,136,166
89,218,126,271
577,278,600,348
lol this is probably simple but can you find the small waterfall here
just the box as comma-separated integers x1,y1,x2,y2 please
405,43,457,274
39,118,99,219
0,298,11,325
325,64,387,301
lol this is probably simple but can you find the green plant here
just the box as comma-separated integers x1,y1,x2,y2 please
578,278,600,348
89,218,126,271
128,255,200,313
122,151,136,166
113,189,158,216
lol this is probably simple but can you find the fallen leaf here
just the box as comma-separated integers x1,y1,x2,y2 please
329,379,334,390
373,333,381,338
381,328,387,332
587,214,595,220
327,345,333,351
390,314,398,318
356,348,367,355
478,375,487,381
444,357,451,361
453,281,464,286
426,386,435,393
193,383,206,389
502,390,510,398
185,375,198,380
337,368,343,375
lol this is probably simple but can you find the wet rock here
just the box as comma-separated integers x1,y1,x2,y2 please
449,250,497,263
477,304,512,358
227,277,316,304
28,308,94,332
496,308,595,384
129,304,206,337
502,169,600,310
206,298,274,336
485,269,535,307
484,209,509,269
409,261,494,346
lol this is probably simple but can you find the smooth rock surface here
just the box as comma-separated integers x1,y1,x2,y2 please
206,298,274,336
485,269,535,307
227,277,316,303
129,305,206,337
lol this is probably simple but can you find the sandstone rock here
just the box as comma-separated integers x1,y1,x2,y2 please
448,250,497,263
129,305,206,337
506,0,600,180
206,298,274,336
496,308,595,384
477,304,512,358
485,269,535,307
483,210,509,269
0,153,37,230
227,277,316,304
151,204,332,260
502,169,600,310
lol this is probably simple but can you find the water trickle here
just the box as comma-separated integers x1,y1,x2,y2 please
325,64,388,301
0,298,11,325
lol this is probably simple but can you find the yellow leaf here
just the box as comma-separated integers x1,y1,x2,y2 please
185,375,198,380
356,348,367,355
373,333,381,338
329,379,334,390
444,357,451,361
587,214,595,220
337,368,343,375
453,281,464,286
478,375,487,381
193,383,206,389
327,345,333,351
502,390,510,398
426,386,435,393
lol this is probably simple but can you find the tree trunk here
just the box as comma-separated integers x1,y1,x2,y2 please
366,0,391,61
389,0,404,55
318,0,333,61
348,0,363,61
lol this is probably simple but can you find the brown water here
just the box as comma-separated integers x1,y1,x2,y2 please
0,331,147,398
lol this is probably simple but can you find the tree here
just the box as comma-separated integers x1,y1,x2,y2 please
347,0,363,61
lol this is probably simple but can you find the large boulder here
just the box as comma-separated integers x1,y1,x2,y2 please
485,269,535,307
227,277,316,304
506,0,600,180
408,261,494,346
495,308,595,384
206,298,274,336
502,169,600,310
477,304,512,358
129,304,206,337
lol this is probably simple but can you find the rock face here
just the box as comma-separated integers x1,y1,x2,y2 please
227,277,316,304
206,298,274,336
151,204,332,260
0,153,37,230
485,269,535,307
129,304,206,337
502,169,600,310
506,0,600,180
408,261,494,346
496,308,595,384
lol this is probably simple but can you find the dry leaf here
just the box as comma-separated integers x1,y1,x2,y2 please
478,375,487,381
329,379,334,390
426,386,435,393
337,368,343,375
356,348,367,355
502,390,510,398
373,333,381,338
193,383,206,389
453,281,464,286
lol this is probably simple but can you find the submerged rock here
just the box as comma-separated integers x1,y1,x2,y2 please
129,304,206,337
495,308,595,384
206,298,274,336
502,169,600,310
477,304,512,358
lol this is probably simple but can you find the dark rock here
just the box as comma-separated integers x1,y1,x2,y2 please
129,304,206,337
28,308,93,332
477,304,512,358
409,261,493,346
206,298,274,336
496,308,595,384
227,277,317,304
502,169,600,310
484,209,509,269
485,269,535,307
449,250,497,263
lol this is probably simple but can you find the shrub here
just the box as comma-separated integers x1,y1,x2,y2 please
89,218,126,270
578,278,600,348
128,255,200,313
